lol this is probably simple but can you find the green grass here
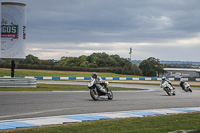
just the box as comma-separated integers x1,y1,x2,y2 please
0,68,143,77
0,84,145,91
1,113,200,133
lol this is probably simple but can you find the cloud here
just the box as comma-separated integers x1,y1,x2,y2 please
2,0,200,61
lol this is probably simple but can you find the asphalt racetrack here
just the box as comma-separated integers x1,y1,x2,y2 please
0,81,200,121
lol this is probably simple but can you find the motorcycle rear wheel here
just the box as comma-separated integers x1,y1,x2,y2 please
90,89,99,101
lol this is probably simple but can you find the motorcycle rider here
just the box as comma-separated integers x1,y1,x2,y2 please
91,72,107,93
180,80,185,90
161,77,175,90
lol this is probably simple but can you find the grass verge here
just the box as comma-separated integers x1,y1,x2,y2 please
0,84,145,91
1,113,200,133
0,68,143,77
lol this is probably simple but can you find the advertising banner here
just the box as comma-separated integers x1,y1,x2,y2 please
1,2,26,60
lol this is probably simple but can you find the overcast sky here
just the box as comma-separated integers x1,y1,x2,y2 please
2,0,200,61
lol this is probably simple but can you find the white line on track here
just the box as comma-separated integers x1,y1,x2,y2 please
0,107,80,119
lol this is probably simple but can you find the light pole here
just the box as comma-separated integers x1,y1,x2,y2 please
129,47,132,61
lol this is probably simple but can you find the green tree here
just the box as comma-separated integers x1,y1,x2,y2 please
132,64,143,76
56,52,142,76
77,55,87,67
122,63,135,75
139,57,165,77
122,63,142,75
40,59,55,66
20,54,40,65
57,56,67,66
80,61,89,67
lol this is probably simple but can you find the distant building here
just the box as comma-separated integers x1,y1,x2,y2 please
161,68,200,78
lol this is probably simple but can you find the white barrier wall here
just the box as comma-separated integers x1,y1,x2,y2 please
3,76,200,81
0,78,37,88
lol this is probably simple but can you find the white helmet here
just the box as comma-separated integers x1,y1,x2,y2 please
92,72,97,78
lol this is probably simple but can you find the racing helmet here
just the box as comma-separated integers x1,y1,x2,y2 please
92,72,97,78
180,79,184,83
162,77,166,81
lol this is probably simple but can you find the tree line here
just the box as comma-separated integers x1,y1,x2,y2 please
0,53,166,77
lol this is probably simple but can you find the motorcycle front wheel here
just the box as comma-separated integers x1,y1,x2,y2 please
164,88,171,96
90,89,99,101
107,89,113,100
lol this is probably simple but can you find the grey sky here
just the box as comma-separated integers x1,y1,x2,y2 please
3,0,200,61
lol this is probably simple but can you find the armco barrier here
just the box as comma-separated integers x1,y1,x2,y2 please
0,78,37,88
3,76,200,81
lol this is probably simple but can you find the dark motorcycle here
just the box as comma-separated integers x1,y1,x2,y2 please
88,79,113,101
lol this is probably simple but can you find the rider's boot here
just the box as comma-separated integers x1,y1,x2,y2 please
172,88,175,95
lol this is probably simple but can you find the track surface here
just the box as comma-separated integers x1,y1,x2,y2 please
0,81,199,121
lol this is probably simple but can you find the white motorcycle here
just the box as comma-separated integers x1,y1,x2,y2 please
88,79,113,101
161,80,175,96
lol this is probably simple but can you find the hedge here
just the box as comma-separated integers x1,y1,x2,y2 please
0,63,123,73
